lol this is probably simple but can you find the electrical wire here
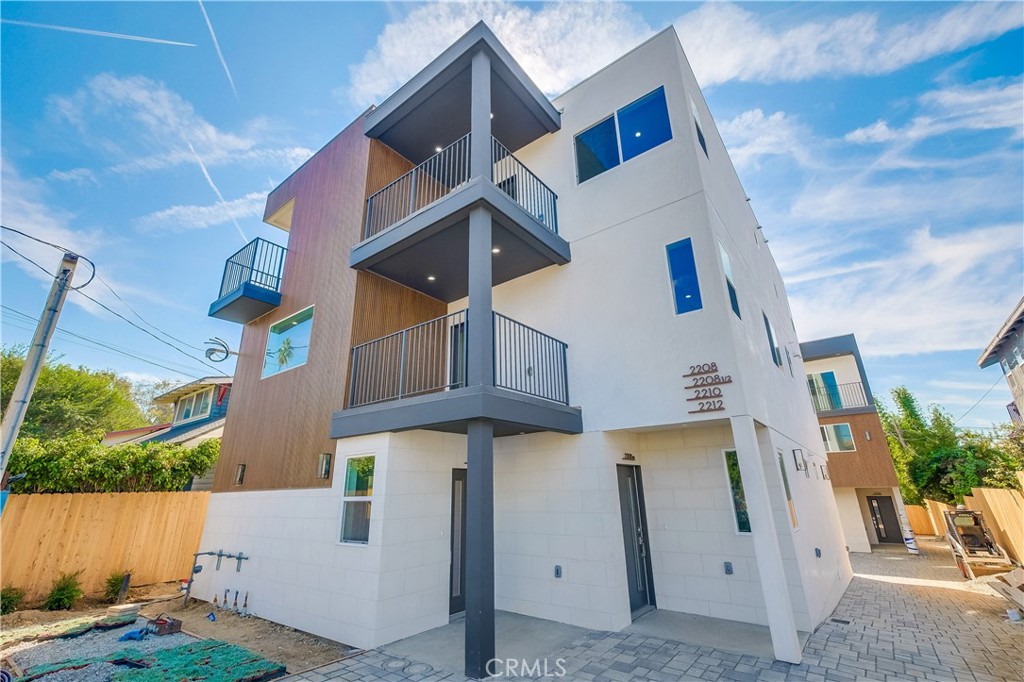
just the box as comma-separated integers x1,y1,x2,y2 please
1,241,53,278
953,374,1006,424
1,305,204,378
94,274,205,351
1,223,95,289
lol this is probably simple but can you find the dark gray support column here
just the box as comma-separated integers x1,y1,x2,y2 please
470,49,491,180
464,418,495,679
467,206,493,387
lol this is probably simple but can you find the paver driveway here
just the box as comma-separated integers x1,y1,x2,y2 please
288,539,1022,681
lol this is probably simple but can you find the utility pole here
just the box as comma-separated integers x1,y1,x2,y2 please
0,252,79,476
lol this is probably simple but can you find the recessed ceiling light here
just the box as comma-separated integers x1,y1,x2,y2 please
490,113,494,119
427,275,436,281
635,131,642,137
684,294,692,299
491,247,501,254
434,146,442,153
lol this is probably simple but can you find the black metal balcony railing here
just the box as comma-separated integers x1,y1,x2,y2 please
349,310,468,407
347,309,569,408
219,238,285,298
491,138,558,235
493,312,568,404
808,381,868,413
364,134,471,239
362,135,559,240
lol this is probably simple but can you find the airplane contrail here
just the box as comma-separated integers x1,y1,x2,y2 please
196,0,238,100
187,141,248,244
0,19,195,46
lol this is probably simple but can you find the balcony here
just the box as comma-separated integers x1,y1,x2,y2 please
334,309,580,438
351,135,569,303
208,238,286,324
809,381,869,414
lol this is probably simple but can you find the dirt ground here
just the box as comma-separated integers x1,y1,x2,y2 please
139,598,355,673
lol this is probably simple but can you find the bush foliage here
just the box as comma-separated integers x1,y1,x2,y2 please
1,586,25,615
43,572,83,611
104,571,131,603
8,433,220,493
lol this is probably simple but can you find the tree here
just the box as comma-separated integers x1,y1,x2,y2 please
7,432,219,493
1,346,147,440
879,386,1023,504
276,337,294,368
131,379,179,425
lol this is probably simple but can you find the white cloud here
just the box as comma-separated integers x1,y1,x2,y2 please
346,1,652,104
844,120,895,144
47,167,99,185
137,191,267,232
788,224,1022,357
717,109,815,171
675,2,1023,87
47,74,313,175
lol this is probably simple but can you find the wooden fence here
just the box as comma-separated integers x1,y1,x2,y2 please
906,505,935,535
1,492,209,600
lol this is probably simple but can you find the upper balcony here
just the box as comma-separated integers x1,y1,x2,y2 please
208,238,286,324
332,309,581,438
809,381,869,414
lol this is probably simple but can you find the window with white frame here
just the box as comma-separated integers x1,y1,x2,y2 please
723,450,751,533
262,306,314,379
173,386,214,424
820,423,856,452
317,453,332,480
340,455,374,544
777,450,798,529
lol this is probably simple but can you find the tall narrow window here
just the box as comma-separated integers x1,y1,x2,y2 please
724,450,751,533
666,238,702,315
785,348,794,378
234,464,246,486
820,424,855,452
262,306,314,379
341,455,375,544
777,451,798,528
690,95,708,158
763,313,782,367
317,453,332,480
719,243,740,318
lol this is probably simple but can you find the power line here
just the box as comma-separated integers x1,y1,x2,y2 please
953,374,1005,424
2,241,53,278
94,274,205,351
1,224,95,289
2,305,203,378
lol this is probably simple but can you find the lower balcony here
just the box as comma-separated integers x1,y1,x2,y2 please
331,310,582,438
208,238,285,324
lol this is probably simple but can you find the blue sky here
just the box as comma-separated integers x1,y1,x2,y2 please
2,2,1021,428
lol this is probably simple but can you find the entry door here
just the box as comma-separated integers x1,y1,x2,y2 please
867,496,902,544
616,465,655,618
449,468,468,614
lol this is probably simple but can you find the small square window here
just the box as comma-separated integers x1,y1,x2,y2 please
575,116,620,183
618,87,672,162
317,453,332,480
263,306,314,379
234,464,246,486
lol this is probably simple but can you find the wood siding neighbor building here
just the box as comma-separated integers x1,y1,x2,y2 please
196,24,854,675
800,334,912,554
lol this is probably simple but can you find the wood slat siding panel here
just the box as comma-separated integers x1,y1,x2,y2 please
0,492,209,600
216,129,443,490
906,505,936,535
821,412,900,488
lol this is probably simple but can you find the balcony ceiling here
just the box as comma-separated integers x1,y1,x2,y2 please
364,22,560,165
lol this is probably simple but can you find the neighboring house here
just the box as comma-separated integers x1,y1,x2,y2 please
799,335,911,554
978,296,1024,424
102,376,231,490
196,24,850,674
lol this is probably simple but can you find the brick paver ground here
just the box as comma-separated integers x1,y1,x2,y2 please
286,539,1023,681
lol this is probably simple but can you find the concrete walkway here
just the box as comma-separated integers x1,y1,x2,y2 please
286,539,1023,681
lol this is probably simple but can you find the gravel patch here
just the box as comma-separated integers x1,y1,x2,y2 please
7,617,195,672
23,661,122,682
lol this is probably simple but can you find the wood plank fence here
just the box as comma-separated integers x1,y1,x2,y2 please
906,505,935,535
1,492,209,600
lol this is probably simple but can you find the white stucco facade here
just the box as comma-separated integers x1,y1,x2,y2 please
196,26,852,663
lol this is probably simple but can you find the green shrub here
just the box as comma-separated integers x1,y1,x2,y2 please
1,586,25,615
43,572,83,611
103,571,130,603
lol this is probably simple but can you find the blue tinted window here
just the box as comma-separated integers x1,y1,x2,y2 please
575,116,620,183
666,238,702,315
618,87,672,162
763,313,782,367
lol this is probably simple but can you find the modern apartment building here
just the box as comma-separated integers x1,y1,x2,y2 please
195,24,851,676
978,296,1024,424
799,335,911,554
